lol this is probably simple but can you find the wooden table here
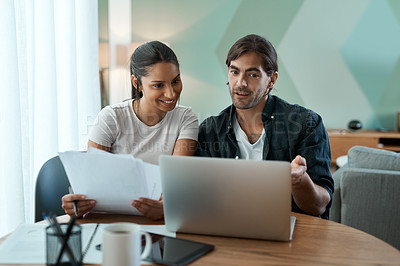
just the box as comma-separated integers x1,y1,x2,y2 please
2,212,398,265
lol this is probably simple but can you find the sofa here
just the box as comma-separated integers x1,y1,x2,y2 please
330,146,400,250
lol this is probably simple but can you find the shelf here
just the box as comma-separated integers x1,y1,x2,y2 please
327,129,400,165
380,145,400,152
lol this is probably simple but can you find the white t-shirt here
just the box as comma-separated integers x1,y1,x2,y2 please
89,100,199,165
233,115,265,160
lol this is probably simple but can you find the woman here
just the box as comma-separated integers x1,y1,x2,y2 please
62,41,198,220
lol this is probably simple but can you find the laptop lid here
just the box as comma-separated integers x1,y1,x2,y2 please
159,156,293,241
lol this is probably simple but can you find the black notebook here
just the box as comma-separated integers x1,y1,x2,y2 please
142,232,214,266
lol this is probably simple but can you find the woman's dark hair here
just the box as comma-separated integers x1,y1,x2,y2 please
225,34,278,76
130,41,179,100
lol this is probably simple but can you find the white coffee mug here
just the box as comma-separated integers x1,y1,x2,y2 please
102,223,152,266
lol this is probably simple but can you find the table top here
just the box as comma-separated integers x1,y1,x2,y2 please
2,212,398,265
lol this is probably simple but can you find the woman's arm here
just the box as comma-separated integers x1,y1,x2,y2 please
87,139,111,152
172,138,197,156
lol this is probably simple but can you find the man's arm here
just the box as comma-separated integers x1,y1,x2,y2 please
291,155,331,216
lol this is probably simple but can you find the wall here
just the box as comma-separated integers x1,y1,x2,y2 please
99,0,400,130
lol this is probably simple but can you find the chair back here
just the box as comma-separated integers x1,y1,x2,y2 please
331,146,400,250
35,155,70,222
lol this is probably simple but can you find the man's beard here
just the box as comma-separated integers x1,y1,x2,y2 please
230,86,268,110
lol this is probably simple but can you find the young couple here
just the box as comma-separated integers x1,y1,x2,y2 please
62,35,334,220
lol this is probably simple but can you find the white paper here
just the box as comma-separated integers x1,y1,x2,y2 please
0,224,47,263
0,223,175,264
0,223,99,264
59,150,162,215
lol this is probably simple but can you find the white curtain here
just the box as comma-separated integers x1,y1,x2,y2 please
0,0,101,237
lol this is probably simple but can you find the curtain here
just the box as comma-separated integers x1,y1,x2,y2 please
0,0,101,237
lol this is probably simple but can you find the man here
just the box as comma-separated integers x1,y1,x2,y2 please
196,34,334,219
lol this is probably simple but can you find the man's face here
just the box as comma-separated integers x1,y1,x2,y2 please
228,52,272,110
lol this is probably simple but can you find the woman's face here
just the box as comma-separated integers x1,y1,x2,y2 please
138,62,182,118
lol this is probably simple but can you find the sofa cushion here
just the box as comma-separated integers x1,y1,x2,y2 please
340,168,400,250
348,146,400,171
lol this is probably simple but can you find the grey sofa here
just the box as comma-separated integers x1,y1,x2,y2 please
331,146,400,250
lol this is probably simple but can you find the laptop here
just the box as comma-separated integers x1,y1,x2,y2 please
159,155,296,241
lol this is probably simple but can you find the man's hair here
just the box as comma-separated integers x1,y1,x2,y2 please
225,34,278,76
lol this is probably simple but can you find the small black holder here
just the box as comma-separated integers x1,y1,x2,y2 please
46,223,82,266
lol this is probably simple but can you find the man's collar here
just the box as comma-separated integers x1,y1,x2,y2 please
227,104,236,133
261,95,275,122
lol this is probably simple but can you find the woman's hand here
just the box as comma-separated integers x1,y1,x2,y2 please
132,196,164,220
61,194,96,217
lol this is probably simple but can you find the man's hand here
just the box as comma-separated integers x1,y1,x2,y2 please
290,155,330,217
61,194,96,217
132,196,164,220
291,155,307,185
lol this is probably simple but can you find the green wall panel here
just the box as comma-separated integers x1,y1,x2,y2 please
377,58,400,129
387,0,400,23
98,0,108,42
100,0,400,129
341,0,400,109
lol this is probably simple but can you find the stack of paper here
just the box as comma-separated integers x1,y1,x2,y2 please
59,149,162,215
